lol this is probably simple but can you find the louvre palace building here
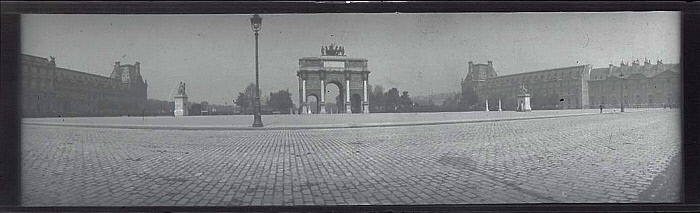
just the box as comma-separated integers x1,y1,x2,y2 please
20,54,148,117
462,59,679,111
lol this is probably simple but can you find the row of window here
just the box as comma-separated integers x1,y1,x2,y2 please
590,81,677,92
592,94,676,105
484,82,580,92
487,69,582,84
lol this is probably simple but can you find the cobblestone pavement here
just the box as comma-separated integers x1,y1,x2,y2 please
21,110,681,206
22,108,651,128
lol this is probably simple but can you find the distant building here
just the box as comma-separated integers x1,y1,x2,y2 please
463,61,591,110
588,59,680,108
20,54,148,117
461,59,680,110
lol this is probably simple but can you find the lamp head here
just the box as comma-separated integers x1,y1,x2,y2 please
250,14,262,32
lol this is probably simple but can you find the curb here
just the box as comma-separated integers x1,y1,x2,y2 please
20,112,615,131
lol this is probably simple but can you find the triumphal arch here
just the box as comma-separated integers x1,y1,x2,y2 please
297,44,370,114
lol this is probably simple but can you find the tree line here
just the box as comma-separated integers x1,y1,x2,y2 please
235,83,294,114
366,85,414,113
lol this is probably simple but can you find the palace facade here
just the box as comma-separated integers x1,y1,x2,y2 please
588,59,680,108
20,54,147,117
462,59,679,111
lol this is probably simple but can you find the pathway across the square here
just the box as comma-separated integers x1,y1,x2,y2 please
21,109,681,206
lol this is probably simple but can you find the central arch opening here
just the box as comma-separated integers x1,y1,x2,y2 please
307,95,318,114
325,81,344,114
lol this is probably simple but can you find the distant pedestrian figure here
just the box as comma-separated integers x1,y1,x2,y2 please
600,104,603,113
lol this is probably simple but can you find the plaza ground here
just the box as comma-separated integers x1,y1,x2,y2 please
24,108,652,129
21,109,681,206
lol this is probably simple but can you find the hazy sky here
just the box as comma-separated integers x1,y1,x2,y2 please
21,12,680,105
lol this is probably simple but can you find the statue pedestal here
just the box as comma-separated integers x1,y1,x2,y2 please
174,95,188,116
362,101,369,114
345,102,352,114
517,94,532,112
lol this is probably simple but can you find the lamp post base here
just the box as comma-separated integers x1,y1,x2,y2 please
252,115,263,127
252,99,263,127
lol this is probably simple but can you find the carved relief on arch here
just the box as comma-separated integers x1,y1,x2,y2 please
325,74,344,83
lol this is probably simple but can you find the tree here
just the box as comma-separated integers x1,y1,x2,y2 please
441,93,461,112
261,94,270,106
371,85,385,112
268,90,294,114
399,91,413,112
244,83,257,99
189,103,202,116
385,88,400,112
235,92,250,114
237,83,260,115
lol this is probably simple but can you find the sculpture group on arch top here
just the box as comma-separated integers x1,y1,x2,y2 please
321,43,345,56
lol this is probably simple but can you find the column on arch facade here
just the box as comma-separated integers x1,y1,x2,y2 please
362,72,369,114
319,71,327,114
301,77,308,114
344,72,351,113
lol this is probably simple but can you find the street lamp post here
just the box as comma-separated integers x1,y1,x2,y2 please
620,72,625,112
251,14,264,127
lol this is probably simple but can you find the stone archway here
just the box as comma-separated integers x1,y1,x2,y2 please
297,44,371,114
306,95,318,114
326,81,344,113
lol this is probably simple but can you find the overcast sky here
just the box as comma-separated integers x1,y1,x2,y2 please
21,12,680,105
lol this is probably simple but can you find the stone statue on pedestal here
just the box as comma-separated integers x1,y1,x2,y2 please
174,82,188,116
517,83,532,112
519,83,528,95
177,82,186,95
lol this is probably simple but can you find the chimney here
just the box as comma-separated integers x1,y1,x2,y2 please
135,62,140,74
114,61,121,72
468,61,473,73
487,61,493,68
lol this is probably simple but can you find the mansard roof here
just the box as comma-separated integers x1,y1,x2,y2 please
610,63,679,77
490,64,588,79
649,69,680,78
589,68,610,80
590,62,679,81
